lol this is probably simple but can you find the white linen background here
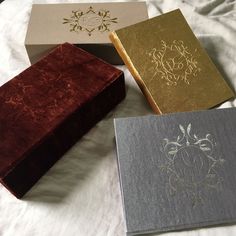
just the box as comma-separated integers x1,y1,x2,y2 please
0,0,236,235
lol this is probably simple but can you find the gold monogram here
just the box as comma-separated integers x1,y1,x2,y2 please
63,6,118,36
147,40,201,86
160,123,225,207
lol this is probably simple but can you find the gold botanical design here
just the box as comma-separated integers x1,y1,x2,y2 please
147,40,201,86
63,6,118,36
159,124,225,207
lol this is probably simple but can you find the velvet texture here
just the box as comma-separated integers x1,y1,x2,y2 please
0,43,125,198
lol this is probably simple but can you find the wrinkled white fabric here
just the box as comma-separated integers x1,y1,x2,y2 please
0,0,236,235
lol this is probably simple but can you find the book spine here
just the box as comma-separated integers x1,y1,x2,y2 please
109,32,162,114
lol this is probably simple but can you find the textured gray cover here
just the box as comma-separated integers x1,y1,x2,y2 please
114,108,236,235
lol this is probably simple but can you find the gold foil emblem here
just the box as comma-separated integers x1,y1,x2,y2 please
63,6,118,36
160,123,225,207
147,40,201,86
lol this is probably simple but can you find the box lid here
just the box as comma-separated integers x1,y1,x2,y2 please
109,9,234,114
25,2,148,45
114,108,236,235
0,43,123,179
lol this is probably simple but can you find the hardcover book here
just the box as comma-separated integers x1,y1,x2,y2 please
110,9,234,114
0,43,125,198
114,108,236,235
25,2,148,65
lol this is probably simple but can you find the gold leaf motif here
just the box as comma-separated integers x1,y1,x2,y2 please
159,123,225,208
63,6,118,36
147,40,201,86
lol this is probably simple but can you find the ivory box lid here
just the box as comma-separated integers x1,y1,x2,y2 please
25,2,148,64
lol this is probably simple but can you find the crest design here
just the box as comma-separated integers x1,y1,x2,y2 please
63,6,118,36
147,40,201,86
160,124,225,207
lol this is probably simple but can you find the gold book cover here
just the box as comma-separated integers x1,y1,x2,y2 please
109,9,234,114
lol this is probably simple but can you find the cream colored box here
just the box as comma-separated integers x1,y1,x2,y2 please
25,2,148,65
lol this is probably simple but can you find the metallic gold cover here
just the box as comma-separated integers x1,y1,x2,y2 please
109,9,234,114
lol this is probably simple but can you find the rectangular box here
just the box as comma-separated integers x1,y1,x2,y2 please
25,2,148,65
114,108,236,235
0,43,125,198
110,9,234,113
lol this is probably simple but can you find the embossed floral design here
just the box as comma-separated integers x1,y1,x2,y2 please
159,124,225,207
147,40,201,86
63,6,118,36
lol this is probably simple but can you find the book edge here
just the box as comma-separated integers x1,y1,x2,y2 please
109,32,162,115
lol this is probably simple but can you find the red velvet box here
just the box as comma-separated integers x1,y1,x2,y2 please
0,43,125,198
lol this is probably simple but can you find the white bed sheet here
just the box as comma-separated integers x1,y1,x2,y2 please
0,0,236,235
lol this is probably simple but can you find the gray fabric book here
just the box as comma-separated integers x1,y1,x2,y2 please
114,108,236,235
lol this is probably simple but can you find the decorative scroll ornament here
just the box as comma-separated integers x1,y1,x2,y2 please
160,124,225,207
63,6,118,36
147,40,201,86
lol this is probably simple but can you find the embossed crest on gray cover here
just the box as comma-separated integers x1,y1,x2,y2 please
114,108,236,235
